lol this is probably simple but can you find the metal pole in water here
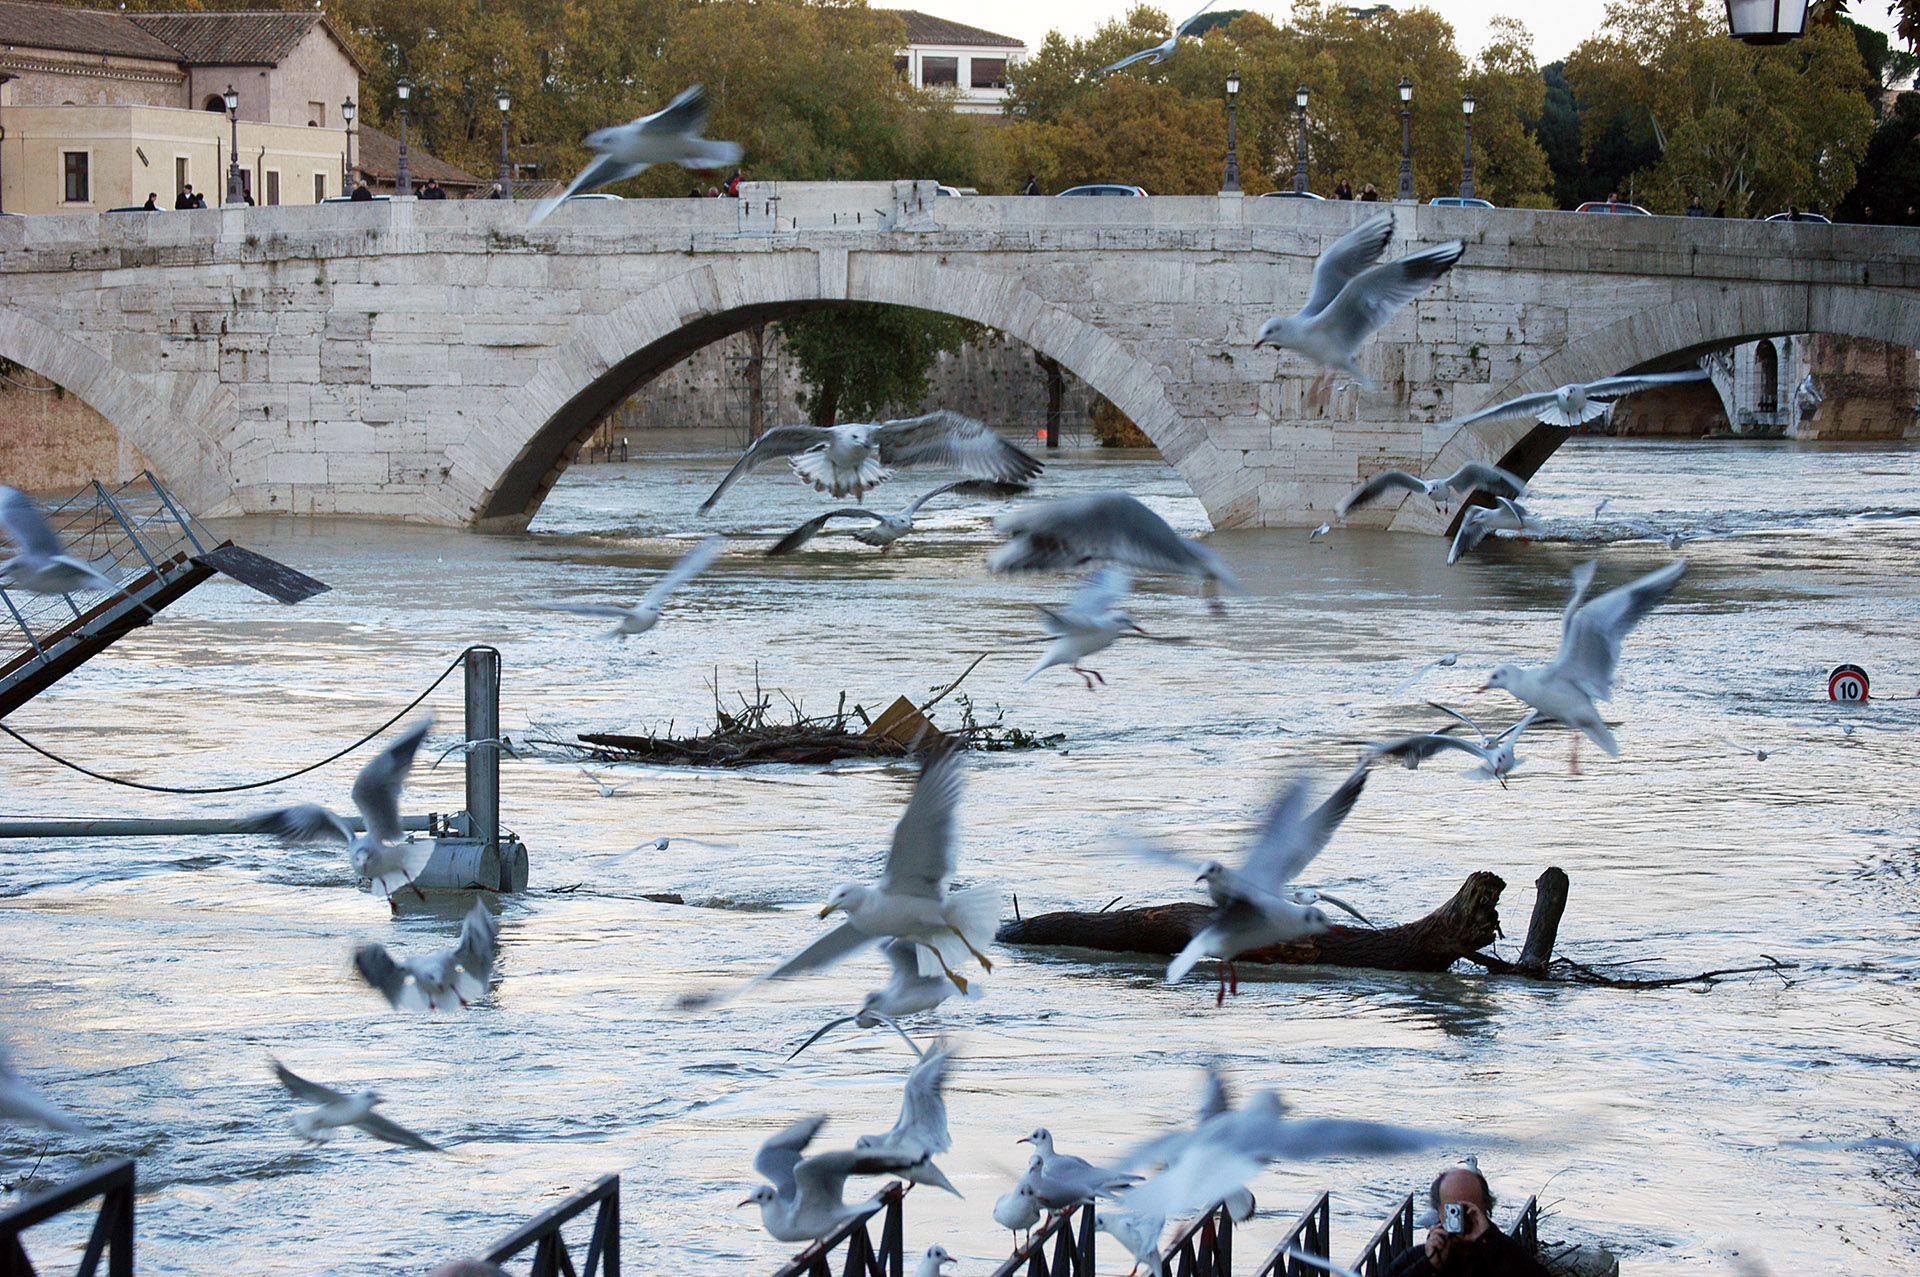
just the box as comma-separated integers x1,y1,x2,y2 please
465,646,500,859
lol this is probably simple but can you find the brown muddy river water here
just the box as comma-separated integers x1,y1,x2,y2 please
3,432,1918,1273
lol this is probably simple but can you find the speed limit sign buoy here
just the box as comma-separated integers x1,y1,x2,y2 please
1829,664,1870,702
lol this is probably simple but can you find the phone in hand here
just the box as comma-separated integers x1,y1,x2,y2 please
1442,1202,1466,1234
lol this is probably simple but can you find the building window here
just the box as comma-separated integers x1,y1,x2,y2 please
175,156,190,201
204,95,227,112
922,56,958,86
971,58,1007,89
1755,341,1779,412
266,170,280,206
308,100,326,127
62,152,90,204
314,173,327,203
895,55,910,81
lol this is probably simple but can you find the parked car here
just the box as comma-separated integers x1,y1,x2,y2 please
1056,184,1149,197
930,184,964,197
1574,200,1651,215
320,194,392,203
1261,190,1325,200
1429,196,1494,208
1765,210,1831,223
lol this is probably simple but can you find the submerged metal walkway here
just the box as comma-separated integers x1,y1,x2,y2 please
0,472,324,718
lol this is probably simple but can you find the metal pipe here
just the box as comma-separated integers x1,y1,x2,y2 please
464,645,500,860
0,816,432,839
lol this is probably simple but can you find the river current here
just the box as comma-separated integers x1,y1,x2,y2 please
3,432,1918,1273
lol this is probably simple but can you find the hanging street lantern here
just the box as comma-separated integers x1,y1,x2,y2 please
1724,0,1809,46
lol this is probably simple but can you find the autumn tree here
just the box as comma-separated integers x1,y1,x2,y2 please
775,306,985,426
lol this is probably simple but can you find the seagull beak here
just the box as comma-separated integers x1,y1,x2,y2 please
1474,683,1490,693
817,904,835,918
738,1196,757,1208
1251,335,1267,348
1016,1136,1032,1144
1193,872,1208,883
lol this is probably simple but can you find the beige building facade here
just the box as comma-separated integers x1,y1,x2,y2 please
0,3,360,211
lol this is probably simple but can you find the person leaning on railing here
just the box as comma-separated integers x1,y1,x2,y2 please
1386,1166,1546,1277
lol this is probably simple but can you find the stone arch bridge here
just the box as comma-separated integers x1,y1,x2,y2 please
2,181,1916,534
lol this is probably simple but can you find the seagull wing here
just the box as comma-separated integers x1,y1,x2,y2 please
1247,1116,1447,1161
795,1148,922,1205
1197,1061,1234,1122
270,1059,345,1105
1447,508,1496,566
1095,47,1162,75
637,84,710,137
1547,559,1686,701
762,921,878,982
1300,213,1395,319
900,478,1030,516
1559,560,1598,643
240,802,353,846
1173,0,1223,36
697,426,834,513
0,487,68,558
766,510,882,556
989,493,1239,590
1367,732,1488,769
528,154,650,224
872,411,1044,484
1335,470,1425,519
1069,565,1133,617
889,1042,954,1154
355,1109,443,1152
1438,463,1527,501
352,944,412,1009
1426,701,1492,742
451,902,500,987
351,719,433,846
756,1114,829,1195
544,602,637,619
1239,765,1366,893
638,535,726,610
880,750,963,898
0,1046,93,1134
1581,370,1709,399
1315,240,1464,358
1446,389,1564,428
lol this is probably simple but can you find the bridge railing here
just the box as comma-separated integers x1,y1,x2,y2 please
989,1203,1096,1277
770,1181,907,1277
483,1172,620,1277
0,1156,135,1277
1352,1194,1413,1277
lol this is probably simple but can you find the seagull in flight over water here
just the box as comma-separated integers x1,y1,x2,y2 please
1447,370,1710,429
1,485,126,598
989,492,1240,614
530,85,742,224
542,536,724,637
1337,463,1527,520
270,1059,442,1151
353,902,500,1011
766,480,1029,555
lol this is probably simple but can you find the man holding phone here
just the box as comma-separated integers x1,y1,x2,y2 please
1387,1166,1548,1276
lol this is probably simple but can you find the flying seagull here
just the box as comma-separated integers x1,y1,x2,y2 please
1448,371,1710,429
1367,705,1541,789
1254,213,1464,398
530,85,742,225
989,492,1240,613
1448,497,1538,565
766,480,1029,556
0,485,124,598
1481,559,1687,768
699,411,1041,512
270,1059,441,1151
241,719,436,902
742,1115,926,1246
542,535,724,637
1025,566,1173,689
1336,463,1527,520
1095,0,1221,75
787,939,974,1059
854,1041,963,1197
0,1042,92,1134
353,901,500,1011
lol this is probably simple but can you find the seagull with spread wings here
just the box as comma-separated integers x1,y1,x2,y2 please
1367,704,1541,789
353,902,499,1011
765,480,1029,556
854,1041,963,1197
529,85,742,225
1096,1,1222,75
786,939,975,1059
1481,559,1686,769
241,720,435,902
1336,462,1527,520
1254,212,1464,400
1,485,124,598
699,410,1041,512
742,1115,927,1246
1448,370,1710,429
270,1059,441,1151
1448,496,1539,564
989,492,1240,614
541,536,724,637
1024,566,1177,689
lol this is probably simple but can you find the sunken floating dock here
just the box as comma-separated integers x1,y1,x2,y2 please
997,870,1569,975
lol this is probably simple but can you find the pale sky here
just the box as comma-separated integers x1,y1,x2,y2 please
943,1,1910,66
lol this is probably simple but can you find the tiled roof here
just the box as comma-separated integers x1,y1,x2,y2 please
353,124,485,191
0,0,182,62
885,10,1024,49
125,11,340,69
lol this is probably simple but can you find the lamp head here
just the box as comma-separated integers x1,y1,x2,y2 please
1398,75,1413,103
396,79,411,103
1296,85,1309,110
1225,69,1240,98
223,84,238,113
341,96,356,124
1462,92,1476,116
496,89,511,114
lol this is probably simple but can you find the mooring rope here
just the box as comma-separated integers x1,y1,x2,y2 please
0,652,468,794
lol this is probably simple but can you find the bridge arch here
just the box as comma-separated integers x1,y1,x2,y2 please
1402,281,1920,531
0,309,234,511
466,254,1189,531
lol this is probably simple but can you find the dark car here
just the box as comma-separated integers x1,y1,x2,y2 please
1260,190,1325,200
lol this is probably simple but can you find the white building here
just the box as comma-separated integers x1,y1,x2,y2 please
887,10,1024,116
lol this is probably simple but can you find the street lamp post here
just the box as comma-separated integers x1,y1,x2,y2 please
0,72,14,215
1293,85,1310,194
1396,76,1414,202
222,84,246,205
1222,69,1242,194
341,96,356,192
1459,91,1476,200
496,89,512,199
394,79,413,197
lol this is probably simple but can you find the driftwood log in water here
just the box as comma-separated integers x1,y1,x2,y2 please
995,871,1508,973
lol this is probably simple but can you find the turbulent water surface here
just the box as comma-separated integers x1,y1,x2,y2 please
3,432,1918,1274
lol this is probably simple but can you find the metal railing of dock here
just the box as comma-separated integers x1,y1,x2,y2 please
770,1181,907,1277
1253,1191,1331,1277
1353,1195,1413,1277
0,1157,135,1277
483,1172,620,1277
988,1202,1096,1277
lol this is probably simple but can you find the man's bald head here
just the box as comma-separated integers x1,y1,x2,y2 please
1429,1167,1495,1213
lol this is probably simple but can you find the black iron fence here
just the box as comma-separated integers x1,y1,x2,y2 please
770,1181,907,1277
1162,1199,1236,1277
0,1157,135,1277
1253,1191,1330,1277
484,1172,620,1277
988,1202,1096,1277
1353,1194,1414,1277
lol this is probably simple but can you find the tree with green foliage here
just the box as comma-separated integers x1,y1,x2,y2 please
775,307,986,426
1839,90,1920,219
